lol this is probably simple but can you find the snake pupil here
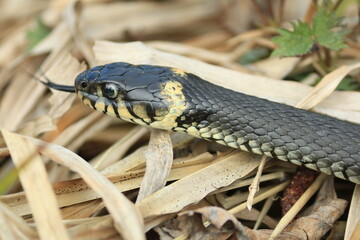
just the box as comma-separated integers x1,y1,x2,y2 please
80,81,88,89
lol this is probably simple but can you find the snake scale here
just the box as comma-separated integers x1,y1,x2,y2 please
42,62,360,184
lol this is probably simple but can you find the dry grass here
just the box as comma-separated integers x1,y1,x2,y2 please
0,0,359,239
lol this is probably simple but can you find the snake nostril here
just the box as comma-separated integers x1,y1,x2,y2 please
80,81,88,89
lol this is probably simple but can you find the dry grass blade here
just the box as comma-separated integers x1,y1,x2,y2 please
236,206,278,229
1,155,213,217
0,52,84,132
64,1,95,66
253,194,276,230
296,62,360,110
147,41,250,72
46,53,86,119
213,171,285,194
1,129,70,240
52,112,103,147
248,56,300,79
65,114,113,151
2,132,145,240
40,142,145,240
0,201,37,239
100,146,148,175
82,0,221,40
229,181,290,215
138,152,262,220
91,125,148,170
350,221,360,240
345,185,360,240
137,129,173,202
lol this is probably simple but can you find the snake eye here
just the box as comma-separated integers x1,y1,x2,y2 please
80,81,88,89
103,83,118,99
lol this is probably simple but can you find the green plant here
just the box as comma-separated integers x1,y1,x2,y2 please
271,7,348,67
26,18,51,51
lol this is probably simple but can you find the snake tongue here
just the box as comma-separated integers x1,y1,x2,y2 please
40,79,75,93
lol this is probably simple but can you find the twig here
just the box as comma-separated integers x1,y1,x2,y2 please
247,155,268,210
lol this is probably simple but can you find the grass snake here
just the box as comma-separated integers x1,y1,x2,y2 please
42,62,360,184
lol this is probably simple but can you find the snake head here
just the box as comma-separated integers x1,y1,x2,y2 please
74,62,187,129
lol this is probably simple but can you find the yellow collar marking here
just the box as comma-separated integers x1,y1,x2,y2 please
149,80,187,130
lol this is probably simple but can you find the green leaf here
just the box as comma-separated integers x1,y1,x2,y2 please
238,47,270,65
271,6,349,58
26,18,51,51
313,8,348,50
336,77,360,91
271,21,314,57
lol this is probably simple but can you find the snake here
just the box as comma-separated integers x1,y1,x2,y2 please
42,62,360,184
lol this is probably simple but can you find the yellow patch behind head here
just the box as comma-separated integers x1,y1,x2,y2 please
149,81,187,130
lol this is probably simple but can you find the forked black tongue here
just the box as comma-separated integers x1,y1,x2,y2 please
40,78,75,93
26,69,76,93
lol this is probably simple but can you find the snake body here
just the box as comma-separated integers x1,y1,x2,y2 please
45,62,360,184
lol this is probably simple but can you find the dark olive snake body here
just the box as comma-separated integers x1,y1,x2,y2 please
43,62,360,184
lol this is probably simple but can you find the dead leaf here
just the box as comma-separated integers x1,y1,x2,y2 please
137,129,173,202
179,206,248,240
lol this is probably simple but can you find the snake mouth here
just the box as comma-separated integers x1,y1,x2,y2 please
77,90,152,124
77,90,124,119
77,91,99,109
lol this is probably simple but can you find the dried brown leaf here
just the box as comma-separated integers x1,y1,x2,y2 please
137,129,173,202
248,198,347,240
179,206,248,240
178,198,347,240
282,199,347,240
